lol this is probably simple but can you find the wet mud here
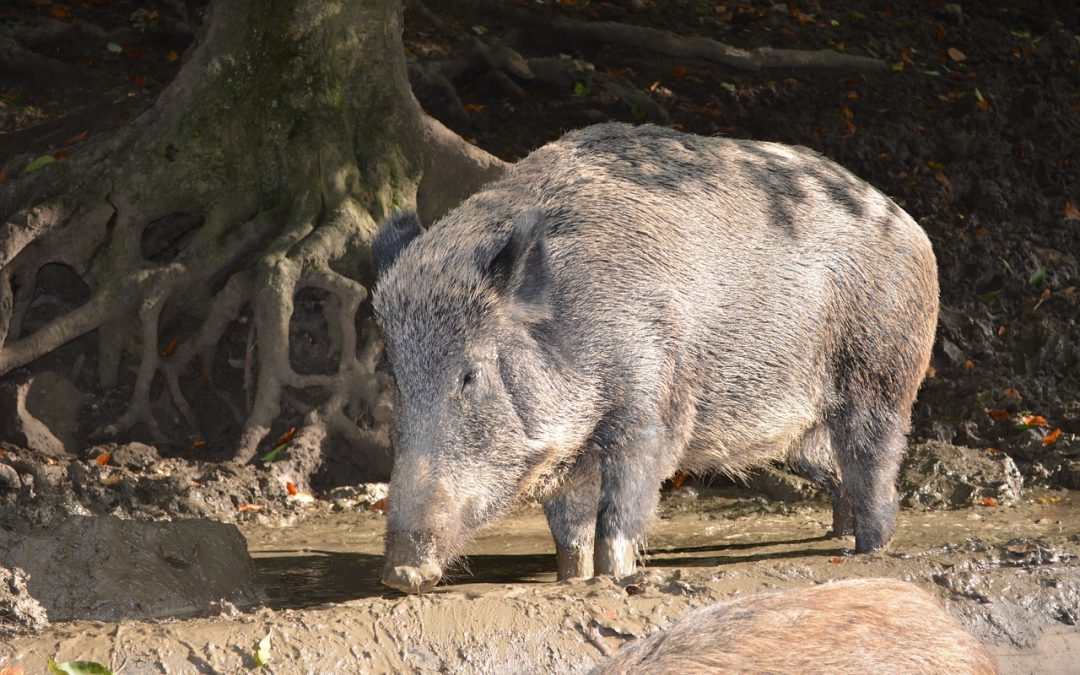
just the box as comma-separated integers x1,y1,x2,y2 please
3,485,1076,673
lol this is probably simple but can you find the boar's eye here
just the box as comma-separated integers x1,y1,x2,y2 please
461,367,480,393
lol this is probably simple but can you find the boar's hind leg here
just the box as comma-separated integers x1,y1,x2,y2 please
788,424,855,537
829,408,906,553
544,463,601,580
593,419,674,577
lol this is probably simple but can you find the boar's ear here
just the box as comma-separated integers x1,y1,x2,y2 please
487,210,552,323
373,211,423,277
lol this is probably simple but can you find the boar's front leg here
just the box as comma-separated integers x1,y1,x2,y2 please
593,417,673,577
543,461,601,580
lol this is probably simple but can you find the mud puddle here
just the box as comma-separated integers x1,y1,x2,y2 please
3,487,1078,673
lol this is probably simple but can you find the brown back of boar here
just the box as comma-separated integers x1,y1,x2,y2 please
594,578,997,675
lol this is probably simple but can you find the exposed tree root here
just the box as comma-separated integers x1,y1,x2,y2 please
537,17,888,72
0,0,505,484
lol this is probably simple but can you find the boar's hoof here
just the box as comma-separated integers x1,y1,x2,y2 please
381,563,442,594
594,536,637,577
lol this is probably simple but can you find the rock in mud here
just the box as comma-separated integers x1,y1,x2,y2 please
0,566,49,634
0,371,87,457
86,441,161,469
899,441,1023,509
747,466,820,502
0,515,266,621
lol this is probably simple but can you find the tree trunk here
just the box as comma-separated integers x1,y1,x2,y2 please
0,0,505,479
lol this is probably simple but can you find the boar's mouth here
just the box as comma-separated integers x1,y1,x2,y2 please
381,528,448,594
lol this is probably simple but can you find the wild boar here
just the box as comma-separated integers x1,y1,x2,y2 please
593,578,997,674
373,122,938,593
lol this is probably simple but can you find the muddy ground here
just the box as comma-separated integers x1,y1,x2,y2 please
2,484,1079,672
2,0,1080,673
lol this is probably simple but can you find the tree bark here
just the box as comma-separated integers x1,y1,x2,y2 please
0,0,505,478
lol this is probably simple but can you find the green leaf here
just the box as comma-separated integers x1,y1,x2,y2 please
830,19,840,27
255,633,272,668
982,289,1003,301
720,82,736,92
106,42,123,54
923,70,940,76
572,81,588,97
851,11,866,20
629,102,647,120
260,443,287,464
974,88,986,102
49,659,115,675
1028,266,1047,285
999,257,1015,275
25,155,56,173
471,25,488,36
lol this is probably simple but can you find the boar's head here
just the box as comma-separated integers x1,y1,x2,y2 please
372,209,564,593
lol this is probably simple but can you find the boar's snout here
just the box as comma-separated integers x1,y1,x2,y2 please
381,561,442,594
381,529,443,594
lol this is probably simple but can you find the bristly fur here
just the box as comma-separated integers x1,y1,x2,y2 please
593,578,998,674
374,122,939,590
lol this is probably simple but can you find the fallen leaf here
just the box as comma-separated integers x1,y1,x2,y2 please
166,50,180,62
926,160,945,170
1036,496,1060,504
99,474,122,486
1043,428,1062,446
935,172,953,194
52,150,72,160
286,481,298,496
162,339,177,357
0,171,6,183
935,25,947,42
274,426,297,446
127,74,148,88
254,633,271,668
368,497,388,511
947,47,966,62
463,103,486,113
65,130,89,144
624,584,643,595
1003,387,1021,400
847,90,859,100
829,556,844,564
2,668,25,675
1065,202,1080,221
672,65,689,78
237,503,264,513
900,47,914,64
998,325,1008,336
95,452,110,466
190,438,207,450
838,106,854,120
670,471,691,490
985,408,1011,421
261,443,286,463
48,660,113,675
964,359,974,369
925,364,937,378
50,5,71,20
982,496,998,507
25,155,57,173
1063,286,1078,294
975,226,989,237
126,46,143,59
557,0,576,6
1022,415,1048,427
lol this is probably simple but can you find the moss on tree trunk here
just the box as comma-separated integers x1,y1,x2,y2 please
0,0,505,480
